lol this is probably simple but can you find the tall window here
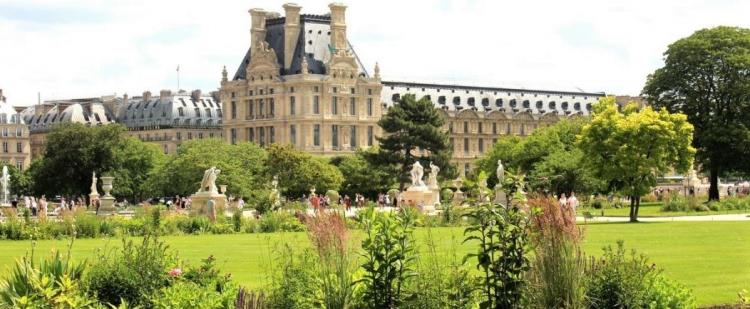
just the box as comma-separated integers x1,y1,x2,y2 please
313,96,320,114
176,132,182,140
332,97,338,115
350,126,357,147
246,128,253,142
290,96,296,115
449,122,453,133
178,107,184,117
463,138,469,154
478,138,484,153
367,126,374,146
15,161,22,171
2,142,7,153
259,100,265,116
15,128,22,137
367,98,373,116
259,127,266,146
247,101,254,117
332,125,339,148
450,138,455,151
464,121,469,133
231,101,236,119
16,142,22,153
269,99,275,117
194,108,201,117
349,97,356,115
313,124,321,146
269,126,275,143
520,124,525,135
290,125,297,145
230,129,236,145
478,123,483,134
492,122,497,134
506,123,511,134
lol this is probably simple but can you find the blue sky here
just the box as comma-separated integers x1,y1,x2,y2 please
1,0,749,105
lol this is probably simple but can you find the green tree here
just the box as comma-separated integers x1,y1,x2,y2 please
642,26,750,201
475,119,601,196
367,94,455,191
266,144,343,197
147,139,267,201
578,97,695,222
3,164,33,197
331,147,396,199
28,124,165,201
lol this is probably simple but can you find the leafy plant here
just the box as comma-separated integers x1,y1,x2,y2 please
463,197,532,309
357,206,418,308
306,211,355,309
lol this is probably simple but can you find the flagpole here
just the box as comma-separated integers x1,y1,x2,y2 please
177,65,180,90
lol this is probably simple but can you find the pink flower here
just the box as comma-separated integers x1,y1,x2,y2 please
169,268,182,277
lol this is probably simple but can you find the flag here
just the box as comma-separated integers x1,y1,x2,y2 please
176,65,180,72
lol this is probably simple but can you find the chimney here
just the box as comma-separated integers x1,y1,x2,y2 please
160,89,172,100
191,89,202,101
249,8,268,51
143,91,152,102
328,3,347,52
283,3,302,71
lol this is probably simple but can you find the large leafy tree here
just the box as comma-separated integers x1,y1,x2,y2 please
265,144,343,197
30,123,164,199
367,94,455,190
147,139,267,200
579,97,695,222
642,26,750,201
475,119,602,195
331,147,396,199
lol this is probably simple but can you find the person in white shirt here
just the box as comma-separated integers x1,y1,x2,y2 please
559,193,568,208
567,192,580,210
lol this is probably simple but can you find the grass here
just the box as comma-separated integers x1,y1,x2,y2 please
0,222,748,306
577,201,750,217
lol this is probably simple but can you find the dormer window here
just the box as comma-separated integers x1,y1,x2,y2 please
522,100,530,108
562,102,569,110
549,101,556,109
574,102,581,110
495,98,503,107
481,98,489,106
453,97,461,105
467,98,475,106
510,99,517,108
438,96,446,104
536,101,543,109
391,93,400,103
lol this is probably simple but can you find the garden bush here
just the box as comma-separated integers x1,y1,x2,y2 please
258,211,305,233
267,247,319,309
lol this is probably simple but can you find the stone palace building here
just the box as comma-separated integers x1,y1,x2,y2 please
220,3,606,175
0,89,31,170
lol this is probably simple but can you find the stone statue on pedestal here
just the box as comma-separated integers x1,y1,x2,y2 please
90,172,99,195
428,161,440,189
496,160,504,184
1,166,10,205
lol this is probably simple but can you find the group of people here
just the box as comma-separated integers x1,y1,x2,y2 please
164,195,192,210
558,192,580,210
306,193,367,211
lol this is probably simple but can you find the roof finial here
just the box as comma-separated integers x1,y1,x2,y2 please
221,65,228,83
374,62,380,79
301,56,309,75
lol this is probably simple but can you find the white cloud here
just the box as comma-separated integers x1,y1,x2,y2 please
0,0,748,105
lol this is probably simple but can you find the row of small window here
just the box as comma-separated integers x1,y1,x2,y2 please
0,159,24,171
175,107,222,118
128,98,217,111
390,86,591,100
139,131,219,141
1,141,24,153
0,113,22,124
1,127,24,137
449,122,537,135
229,125,376,149
230,87,375,98
229,97,375,119
392,93,591,111
170,118,218,126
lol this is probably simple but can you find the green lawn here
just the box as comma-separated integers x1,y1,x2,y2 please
577,202,750,217
0,222,748,306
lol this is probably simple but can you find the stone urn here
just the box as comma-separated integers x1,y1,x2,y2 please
101,176,114,197
219,185,227,195
453,178,463,193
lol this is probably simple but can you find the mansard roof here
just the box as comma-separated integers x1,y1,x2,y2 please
117,90,222,130
233,14,368,80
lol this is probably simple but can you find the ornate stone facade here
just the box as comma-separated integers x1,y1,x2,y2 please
0,89,31,170
220,3,383,155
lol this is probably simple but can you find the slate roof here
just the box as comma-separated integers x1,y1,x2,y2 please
233,14,368,80
117,91,222,129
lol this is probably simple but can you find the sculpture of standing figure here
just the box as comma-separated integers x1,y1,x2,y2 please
1,166,10,205
410,161,426,188
90,172,99,195
428,161,440,189
496,160,505,184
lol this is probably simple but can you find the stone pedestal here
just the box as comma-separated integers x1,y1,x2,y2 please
190,191,227,216
89,193,99,208
494,186,508,206
400,186,439,211
98,196,116,215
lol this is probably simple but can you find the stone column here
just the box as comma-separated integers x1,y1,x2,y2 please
283,3,302,70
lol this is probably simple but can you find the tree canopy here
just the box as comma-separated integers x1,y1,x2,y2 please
578,97,695,222
265,144,343,197
331,147,396,199
28,123,165,200
475,119,602,196
367,94,456,190
642,26,750,201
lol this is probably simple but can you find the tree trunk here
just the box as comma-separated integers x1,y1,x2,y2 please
708,166,720,202
635,196,641,219
629,196,637,222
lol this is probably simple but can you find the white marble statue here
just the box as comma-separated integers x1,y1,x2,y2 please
200,167,221,193
1,166,10,204
90,172,99,195
428,161,440,189
410,161,426,188
496,160,505,184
